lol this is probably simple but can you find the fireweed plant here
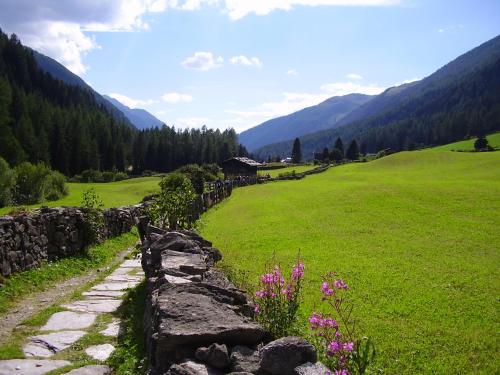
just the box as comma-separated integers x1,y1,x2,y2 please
253,260,305,338
310,272,376,375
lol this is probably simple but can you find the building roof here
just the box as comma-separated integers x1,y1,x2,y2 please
222,157,263,167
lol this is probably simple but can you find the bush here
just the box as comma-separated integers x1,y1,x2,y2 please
75,169,129,183
81,188,105,244
149,172,196,230
0,157,15,207
45,170,68,201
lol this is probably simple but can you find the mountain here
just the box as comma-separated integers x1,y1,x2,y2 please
104,95,164,130
252,35,500,160
32,50,132,127
239,93,373,151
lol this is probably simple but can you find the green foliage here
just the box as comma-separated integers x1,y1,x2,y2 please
12,162,67,205
73,169,130,183
346,139,360,161
474,135,491,151
108,281,147,374
149,173,196,230
0,157,15,207
329,148,343,163
80,188,105,244
200,150,500,373
177,163,224,194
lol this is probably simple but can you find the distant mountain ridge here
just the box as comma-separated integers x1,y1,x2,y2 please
239,93,373,151
32,51,133,127
104,95,164,130
252,34,500,160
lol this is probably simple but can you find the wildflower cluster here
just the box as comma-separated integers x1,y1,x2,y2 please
310,272,375,375
253,261,305,338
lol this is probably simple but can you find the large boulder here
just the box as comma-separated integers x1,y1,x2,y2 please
259,337,317,375
166,360,223,375
229,345,261,374
195,343,230,369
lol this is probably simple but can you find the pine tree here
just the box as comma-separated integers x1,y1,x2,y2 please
334,137,344,158
291,138,302,164
346,139,360,161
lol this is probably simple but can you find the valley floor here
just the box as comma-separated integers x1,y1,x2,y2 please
200,149,500,374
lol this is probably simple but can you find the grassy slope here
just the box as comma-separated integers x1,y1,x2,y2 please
200,150,500,374
432,132,500,151
0,177,161,215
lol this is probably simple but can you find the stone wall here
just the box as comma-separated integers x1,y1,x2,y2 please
0,205,145,277
140,226,329,374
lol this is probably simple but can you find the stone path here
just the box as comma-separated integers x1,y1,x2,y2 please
0,255,144,375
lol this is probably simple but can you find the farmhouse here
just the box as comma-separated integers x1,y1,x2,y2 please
221,157,263,179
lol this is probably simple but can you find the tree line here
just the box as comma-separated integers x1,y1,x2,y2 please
0,30,246,177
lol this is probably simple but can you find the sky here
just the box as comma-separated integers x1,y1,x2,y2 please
0,0,499,132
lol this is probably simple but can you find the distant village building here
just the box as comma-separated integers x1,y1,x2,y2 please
221,157,263,179
281,157,292,164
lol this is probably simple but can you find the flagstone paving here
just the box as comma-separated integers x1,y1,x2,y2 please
0,252,143,375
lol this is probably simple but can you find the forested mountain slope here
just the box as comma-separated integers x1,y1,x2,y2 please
104,95,164,130
253,35,500,160
239,93,373,151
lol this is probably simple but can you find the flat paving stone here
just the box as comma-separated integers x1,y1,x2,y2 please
91,282,139,291
41,311,96,331
24,331,86,357
0,359,71,375
100,320,121,337
62,300,122,314
63,365,111,374
82,290,125,299
119,259,141,268
85,344,115,361
104,274,142,283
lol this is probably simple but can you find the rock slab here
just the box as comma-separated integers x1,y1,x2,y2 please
0,359,71,375
259,337,317,375
63,365,112,374
24,331,86,357
41,311,96,331
85,344,115,361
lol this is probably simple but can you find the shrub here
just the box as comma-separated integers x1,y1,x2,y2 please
114,172,128,181
253,260,305,338
81,188,105,244
149,173,196,230
13,162,51,205
0,157,15,207
45,170,68,201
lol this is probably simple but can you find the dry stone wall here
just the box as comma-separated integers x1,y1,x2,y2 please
140,225,328,375
0,205,145,277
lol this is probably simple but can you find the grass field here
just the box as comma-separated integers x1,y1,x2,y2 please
0,177,161,215
259,164,317,178
432,132,500,151
200,150,500,374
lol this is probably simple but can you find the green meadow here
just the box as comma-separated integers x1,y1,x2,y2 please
200,150,500,374
0,177,161,215
260,164,317,178
431,132,500,151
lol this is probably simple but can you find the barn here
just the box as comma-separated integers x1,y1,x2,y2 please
221,157,263,179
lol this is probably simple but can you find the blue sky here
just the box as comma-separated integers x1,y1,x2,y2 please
1,0,499,132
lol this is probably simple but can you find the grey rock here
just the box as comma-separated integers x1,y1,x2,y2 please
161,250,207,275
63,365,112,374
230,345,261,374
100,320,121,337
24,331,86,357
91,282,138,291
259,337,317,375
0,359,71,375
82,290,125,299
195,343,230,369
85,344,115,361
294,362,331,375
166,360,223,375
41,311,97,331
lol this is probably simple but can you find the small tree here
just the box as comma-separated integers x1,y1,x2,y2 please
81,188,105,244
474,135,489,151
329,148,343,163
322,147,330,162
0,157,15,207
291,138,302,164
334,137,344,159
149,173,197,230
346,140,360,161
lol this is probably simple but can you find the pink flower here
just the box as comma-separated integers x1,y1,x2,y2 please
321,282,334,296
309,312,321,328
343,342,354,352
292,262,305,280
333,279,348,290
254,304,260,313
335,369,349,375
323,317,338,328
328,341,342,353
255,290,266,298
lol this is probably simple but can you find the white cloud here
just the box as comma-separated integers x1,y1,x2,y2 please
320,81,385,96
108,93,158,108
396,77,420,85
223,0,401,20
175,117,211,128
181,52,224,71
162,92,194,103
287,69,298,76
346,73,363,80
229,55,263,67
